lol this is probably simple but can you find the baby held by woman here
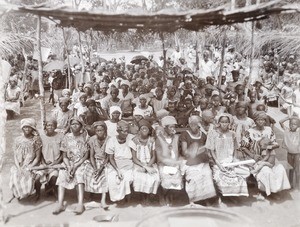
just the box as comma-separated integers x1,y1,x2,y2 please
251,137,275,175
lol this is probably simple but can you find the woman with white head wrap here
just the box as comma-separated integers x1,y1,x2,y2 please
180,116,216,204
155,116,185,205
104,106,122,137
119,80,134,117
10,118,43,200
5,76,22,119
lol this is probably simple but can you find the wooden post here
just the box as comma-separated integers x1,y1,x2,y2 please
21,48,28,105
195,32,199,72
62,28,71,89
78,30,85,86
36,16,46,126
159,32,167,76
0,57,8,224
231,0,236,10
89,29,93,73
246,21,255,96
218,27,227,89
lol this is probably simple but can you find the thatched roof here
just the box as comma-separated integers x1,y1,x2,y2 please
9,1,298,32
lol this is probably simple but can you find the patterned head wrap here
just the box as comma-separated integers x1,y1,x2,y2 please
161,116,177,127
216,113,233,124
21,118,37,131
253,111,268,121
92,121,107,131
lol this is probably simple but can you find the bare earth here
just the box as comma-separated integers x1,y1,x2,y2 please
2,53,300,226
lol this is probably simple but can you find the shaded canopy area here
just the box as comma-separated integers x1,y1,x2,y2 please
11,1,300,32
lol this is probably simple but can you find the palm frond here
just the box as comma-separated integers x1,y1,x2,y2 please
0,30,34,58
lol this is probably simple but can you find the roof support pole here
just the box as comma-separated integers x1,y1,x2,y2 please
159,32,167,79
36,15,46,126
246,21,255,96
231,0,236,10
77,30,85,86
218,26,227,89
0,58,8,224
195,32,199,72
62,28,71,89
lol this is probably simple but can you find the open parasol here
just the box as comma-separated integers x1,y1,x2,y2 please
130,55,148,64
43,60,65,72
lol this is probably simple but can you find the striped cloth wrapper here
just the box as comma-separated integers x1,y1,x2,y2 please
9,166,36,199
84,160,108,193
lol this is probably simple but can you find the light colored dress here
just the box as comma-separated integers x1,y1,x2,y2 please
51,108,73,132
105,136,134,202
150,98,167,115
206,129,249,196
133,105,153,118
5,85,21,114
118,91,134,116
84,135,108,193
242,126,291,195
40,132,63,182
180,131,216,202
129,136,160,194
74,102,88,117
104,120,118,137
9,134,43,199
56,132,89,189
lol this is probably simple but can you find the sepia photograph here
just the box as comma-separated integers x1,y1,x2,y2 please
0,0,300,226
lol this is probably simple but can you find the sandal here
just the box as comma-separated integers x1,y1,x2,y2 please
52,205,66,215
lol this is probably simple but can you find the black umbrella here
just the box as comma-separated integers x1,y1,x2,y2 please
130,55,148,64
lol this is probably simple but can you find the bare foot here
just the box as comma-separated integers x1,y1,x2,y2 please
101,203,109,210
52,205,66,215
74,204,85,215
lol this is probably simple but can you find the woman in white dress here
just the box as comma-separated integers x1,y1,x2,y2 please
105,120,134,203
5,76,21,119
129,119,160,203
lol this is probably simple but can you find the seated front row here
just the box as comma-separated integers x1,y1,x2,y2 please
9,114,291,215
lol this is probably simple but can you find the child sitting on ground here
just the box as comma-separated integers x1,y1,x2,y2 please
251,137,275,175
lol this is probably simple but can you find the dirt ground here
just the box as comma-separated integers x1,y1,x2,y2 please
1,53,300,226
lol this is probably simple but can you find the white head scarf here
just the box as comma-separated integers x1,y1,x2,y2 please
109,106,122,120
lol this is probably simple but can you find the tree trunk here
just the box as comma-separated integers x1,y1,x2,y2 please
159,32,167,77
246,21,255,95
62,28,71,90
231,0,236,10
218,27,227,89
36,16,46,126
0,58,8,224
78,30,85,86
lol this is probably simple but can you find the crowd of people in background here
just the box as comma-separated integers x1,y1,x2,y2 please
4,43,300,215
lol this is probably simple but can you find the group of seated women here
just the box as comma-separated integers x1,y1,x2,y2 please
9,101,293,215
